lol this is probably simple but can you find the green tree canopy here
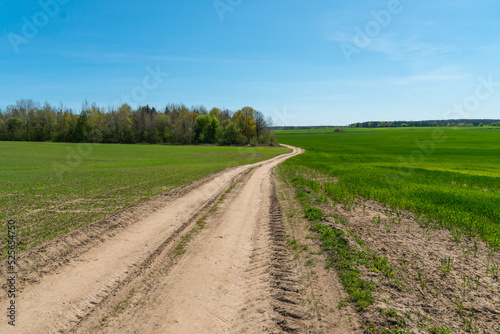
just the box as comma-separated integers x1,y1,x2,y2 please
195,114,220,144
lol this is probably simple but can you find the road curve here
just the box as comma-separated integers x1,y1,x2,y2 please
1,145,302,334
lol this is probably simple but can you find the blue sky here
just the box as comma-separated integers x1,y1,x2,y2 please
1,0,499,125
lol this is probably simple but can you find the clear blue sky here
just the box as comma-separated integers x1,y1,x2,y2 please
1,0,499,125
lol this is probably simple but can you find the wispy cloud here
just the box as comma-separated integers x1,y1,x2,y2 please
388,68,473,86
393,37,456,58
282,67,472,89
327,31,456,60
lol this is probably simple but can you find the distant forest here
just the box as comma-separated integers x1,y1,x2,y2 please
0,99,275,145
349,119,500,128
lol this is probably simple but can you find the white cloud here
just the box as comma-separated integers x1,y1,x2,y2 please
388,67,473,86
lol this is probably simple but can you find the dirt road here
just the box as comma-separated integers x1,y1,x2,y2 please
1,145,310,333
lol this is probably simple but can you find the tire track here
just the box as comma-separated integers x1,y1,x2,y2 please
268,176,304,333
234,175,305,333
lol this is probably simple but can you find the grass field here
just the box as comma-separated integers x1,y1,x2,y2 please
277,127,500,332
0,141,289,253
273,127,412,135
277,127,500,248
273,126,500,135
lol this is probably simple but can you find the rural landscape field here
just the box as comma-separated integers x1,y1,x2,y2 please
3,1,500,333
1,126,498,333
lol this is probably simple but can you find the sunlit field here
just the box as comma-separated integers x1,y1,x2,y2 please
277,127,500,248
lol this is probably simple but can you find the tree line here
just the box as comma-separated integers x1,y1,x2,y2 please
0,99,276,145
349,119,500,128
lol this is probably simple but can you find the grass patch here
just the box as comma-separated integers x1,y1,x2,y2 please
429,326,452,334
311,223,375,310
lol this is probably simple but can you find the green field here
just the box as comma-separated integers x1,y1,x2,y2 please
273,126,500,135
0,142,289,252
277,127,500,248
272,127,411,135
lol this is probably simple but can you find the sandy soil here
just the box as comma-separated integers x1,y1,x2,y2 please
2,145,352,334
341,201,498,333
315,198,500,333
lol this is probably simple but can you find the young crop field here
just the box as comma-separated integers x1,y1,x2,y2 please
272,127,412,135
0,141,289,254
277,127,500,248
276,127,500,333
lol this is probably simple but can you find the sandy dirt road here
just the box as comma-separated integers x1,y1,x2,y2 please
1,145,307,333
80,145,306,334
